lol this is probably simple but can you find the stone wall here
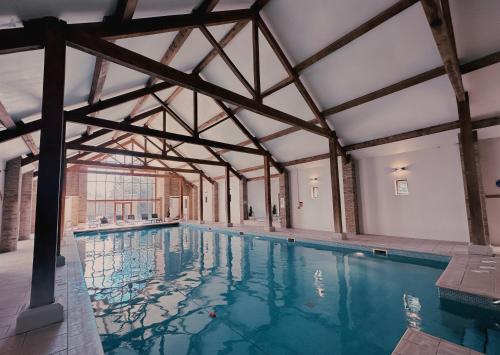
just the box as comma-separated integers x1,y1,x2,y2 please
18,171,33,240
342,159,359,234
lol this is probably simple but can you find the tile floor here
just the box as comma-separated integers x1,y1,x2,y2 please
392,328,483,355
0,235,103,355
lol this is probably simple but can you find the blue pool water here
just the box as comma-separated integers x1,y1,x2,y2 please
76,226,500,354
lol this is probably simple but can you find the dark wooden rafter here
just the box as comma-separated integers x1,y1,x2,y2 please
69,9,254,40
65,112,264,155
65,28,330,136
69,159,200,174
66,143,227,166
255,15,348,160
199,25,256,97
149,93,242,178
134,136,215,183
421,0,465,101
252,16,261,101
129,0,220,117
0,100,39,155
86,0,138,134
213,98,283,173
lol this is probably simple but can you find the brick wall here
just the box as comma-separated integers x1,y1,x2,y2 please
31,177,37,234
239,178,248,222
342,159,360,234
0,157,21,252
18,171,33,240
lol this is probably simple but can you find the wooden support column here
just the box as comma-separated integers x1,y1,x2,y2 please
179,178,184,220
342,158,359,234
0,157,22,252
17,17,65,332
164,175,171,220
193,91,198,137
19,171,33,240
225,166,232,227
57,154,67,265
239,177,248,223
213,181,219,222
199,172,204,223
329,139,343,234
457,93,489,248
278,170,291,229
192,185,198,221
264,155,275,232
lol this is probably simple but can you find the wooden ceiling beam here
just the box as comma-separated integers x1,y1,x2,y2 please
65,27,330,138
294,0,418,73
256,15,347,160
67,142,227,166
130,0,220,118
421,0,465,101
87,0,138,135
322,48,500,117
68,9,254,40
214,99,283,173
65,112,265,155
199,25,256,98
68,159,200,174
0,101,39,154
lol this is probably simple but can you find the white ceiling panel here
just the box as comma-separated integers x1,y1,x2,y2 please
301,3,442,109
265,130,329,162
329,75,457,145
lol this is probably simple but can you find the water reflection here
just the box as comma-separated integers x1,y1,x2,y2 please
79,227,500,355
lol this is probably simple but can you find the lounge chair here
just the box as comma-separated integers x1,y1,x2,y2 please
88,217,98,228
151,213,161,223
100,216,109,225
141,214,149,224
116,215,125,225
126,215,136,224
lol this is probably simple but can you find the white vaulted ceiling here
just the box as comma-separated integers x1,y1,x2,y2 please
0,0,499,178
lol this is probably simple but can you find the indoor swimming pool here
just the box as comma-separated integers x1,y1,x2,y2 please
75,226,500,354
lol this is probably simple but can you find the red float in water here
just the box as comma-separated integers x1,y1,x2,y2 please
209,312,216,318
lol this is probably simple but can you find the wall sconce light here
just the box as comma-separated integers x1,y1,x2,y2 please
309,177,319,184
393,167,407,173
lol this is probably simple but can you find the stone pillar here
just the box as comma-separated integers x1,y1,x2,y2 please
459,131,490,245
0,157,22,252
213,181,219,222
278,170,291,228
18,171,34,240
31,177,37,234
77,168,87,224
329,140,342,234
164,175,171,219
239,177,248,223
342,159,360,234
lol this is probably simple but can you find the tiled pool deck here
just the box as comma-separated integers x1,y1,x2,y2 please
0,235,103,355
392,328,483,355
0,223,498,355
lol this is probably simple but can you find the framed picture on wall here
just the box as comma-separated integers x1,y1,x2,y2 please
311,186,319,199
395,179,409,196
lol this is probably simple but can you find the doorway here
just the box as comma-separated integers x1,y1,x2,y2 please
114,202,132,222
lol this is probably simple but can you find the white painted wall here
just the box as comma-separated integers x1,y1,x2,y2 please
479,137,500,246
247,178,279,219
288,160,335,232
0,159,5,236
218,176,241,223
357,144,469,242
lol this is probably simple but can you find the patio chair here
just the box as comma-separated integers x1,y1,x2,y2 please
88,217,98,228
126,215,136,224
116,215,125,225
141,214,150,224
151,213,161,223
100,216,109,225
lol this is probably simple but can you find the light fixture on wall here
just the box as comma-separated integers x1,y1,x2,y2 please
393,167,407,173
309,177,319,199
